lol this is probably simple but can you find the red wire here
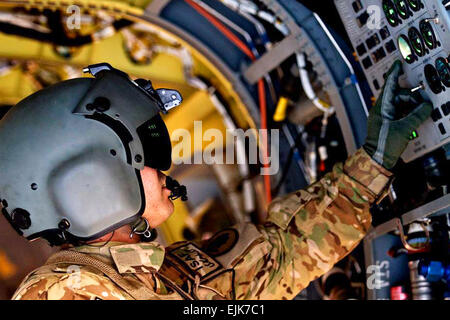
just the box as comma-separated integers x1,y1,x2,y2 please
184,0,255,60
258,79,272,203
185,0,272,204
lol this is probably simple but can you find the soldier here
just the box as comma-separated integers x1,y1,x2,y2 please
0,61,431,300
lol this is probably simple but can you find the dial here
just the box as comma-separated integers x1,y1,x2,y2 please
408,27,425,57
394,0,410,19
407,0,421,11
383,0,399,27
424,64,443,94
435,58,450,88
398,35,415,64
420,20,437,50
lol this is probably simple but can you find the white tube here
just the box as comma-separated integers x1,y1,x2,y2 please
296,52,335,115
209,92,255,214
257,10,276,23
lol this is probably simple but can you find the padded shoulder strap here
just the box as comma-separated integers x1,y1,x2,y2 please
45,250,160,300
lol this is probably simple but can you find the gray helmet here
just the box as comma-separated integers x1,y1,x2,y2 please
0,63,183,245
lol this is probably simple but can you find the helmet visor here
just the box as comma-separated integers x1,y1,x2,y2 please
136,114,172,171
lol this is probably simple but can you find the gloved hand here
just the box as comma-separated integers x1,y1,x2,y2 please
363,60,433,170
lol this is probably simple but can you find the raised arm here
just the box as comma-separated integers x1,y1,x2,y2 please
230,61,432,300
232,149,391,299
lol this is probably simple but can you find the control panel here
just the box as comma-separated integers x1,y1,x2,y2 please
335,0,450,162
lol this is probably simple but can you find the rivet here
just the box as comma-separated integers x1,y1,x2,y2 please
135,155,142,163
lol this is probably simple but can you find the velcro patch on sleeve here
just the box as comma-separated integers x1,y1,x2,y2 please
206,223,264,269
166,242,222,282
110,243,165,274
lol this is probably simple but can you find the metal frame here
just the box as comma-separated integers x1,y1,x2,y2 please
364,193,450,299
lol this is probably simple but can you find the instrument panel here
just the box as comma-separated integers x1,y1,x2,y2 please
335,0,450,162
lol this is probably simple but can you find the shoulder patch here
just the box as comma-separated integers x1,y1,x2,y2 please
166,242,222,282
110,242,165,274
211,223,264,269
204,228,239,256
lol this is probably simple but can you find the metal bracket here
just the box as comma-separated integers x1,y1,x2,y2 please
156,88,183,112
243,34,300,84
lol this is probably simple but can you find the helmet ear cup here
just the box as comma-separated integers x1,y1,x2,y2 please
47,148,143,239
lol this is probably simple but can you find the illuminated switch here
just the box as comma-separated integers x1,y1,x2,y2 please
357,11,370,27
356,43,367,56
366,34,381,50
373,79,381,90
352,0,363,13
380,26,391,40
362,56,373,69
438,123,446,135
372,47,387,63
409,130,419,140
442,102,450,116
385,40,397,53
431,108,443,122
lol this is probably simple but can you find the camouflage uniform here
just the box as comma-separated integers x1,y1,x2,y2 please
12,149,392,300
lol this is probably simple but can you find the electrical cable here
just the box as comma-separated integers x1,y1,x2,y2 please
82,230,115,248
185,0,254,58
272,128,304,196
296,52,334,115
219,0,289,36
192,0,277,104
185,0,272,203
282,124,309,183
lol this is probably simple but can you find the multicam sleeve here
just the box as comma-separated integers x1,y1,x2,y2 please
232,148,393,300
12,268,131,300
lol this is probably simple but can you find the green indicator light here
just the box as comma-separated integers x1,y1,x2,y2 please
408,0,420,11
409,130,418,140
